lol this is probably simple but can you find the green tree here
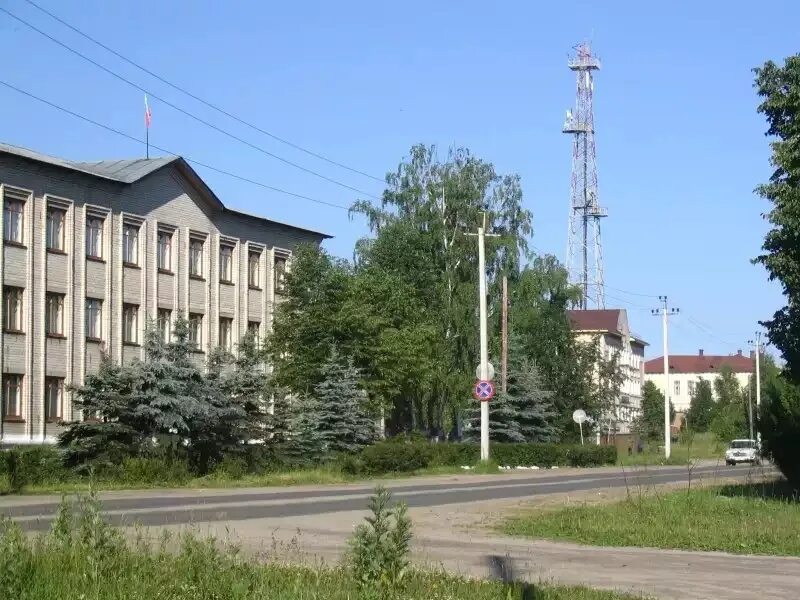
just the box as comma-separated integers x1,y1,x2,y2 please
288,349,376,462
636,381,675,441
685,379,714,432
753,55,800,483
352,144,533,435
713,366,742,408
59,356,142,468
510,255,590,437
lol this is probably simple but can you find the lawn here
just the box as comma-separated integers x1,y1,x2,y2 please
0,501,643,600
618,432,726,466
502,481,800,556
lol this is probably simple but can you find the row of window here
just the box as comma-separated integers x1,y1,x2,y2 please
5,197,288,293
672,380,697,396
4,286,259,349
2,374,63,421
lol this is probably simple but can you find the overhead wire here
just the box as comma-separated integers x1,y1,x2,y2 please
0,6,380,200
21,0,385,184
0,79,350,211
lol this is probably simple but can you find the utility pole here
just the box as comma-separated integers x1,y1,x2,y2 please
747,374,754,442
501,275,509,394
748,332,763,445
651,296,679,459
467,216,499,461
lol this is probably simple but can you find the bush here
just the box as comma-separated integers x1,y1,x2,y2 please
0,446,70,492
357,440,616,475
348,487,412,597
109,457,193,485
360,441,433,474
759,375,800,485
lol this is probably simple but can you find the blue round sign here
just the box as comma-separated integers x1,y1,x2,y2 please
473,380,495,401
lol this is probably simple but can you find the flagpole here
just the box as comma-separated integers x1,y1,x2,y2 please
146,126,149,159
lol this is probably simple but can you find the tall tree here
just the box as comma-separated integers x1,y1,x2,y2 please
753,55,800,483
713,366,742,408
636,381,675,441
352,145,533,434
685,379,714,433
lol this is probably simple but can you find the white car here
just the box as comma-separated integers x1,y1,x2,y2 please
725,439,760,466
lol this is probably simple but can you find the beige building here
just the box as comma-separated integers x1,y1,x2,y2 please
0,142,328,445
568,309,647,436
644,349,754,414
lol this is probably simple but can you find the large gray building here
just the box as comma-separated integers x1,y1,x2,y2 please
0,142,329,444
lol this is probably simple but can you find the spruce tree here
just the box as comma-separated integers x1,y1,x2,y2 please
510,358,559,442
464,391,524,443
288,349,376,461
58,355,142,468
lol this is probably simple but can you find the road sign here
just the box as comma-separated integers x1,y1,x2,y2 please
473,380,495,402
475,362,495,381
573,409,587,446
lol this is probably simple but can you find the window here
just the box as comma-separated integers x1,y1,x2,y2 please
3,375,22,419
220,245,234,282
189,238,204,277
123,223,139,265
86,298,102,340
189,313,203,347
247,321,260,337
123,304,138,344
46,293,65,336
248,251,261,288
674,380,681,396
45,378,63,421
157,309,171,343
157,231,172,271
46,207,65,251
688,380,696,396
86,217,103,258
3,287,23,332
219,317,233,351
274,255,287,294
3,195,24,244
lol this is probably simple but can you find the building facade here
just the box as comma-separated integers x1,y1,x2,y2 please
644,349,754,414
568,309,647,436
0,143,328,444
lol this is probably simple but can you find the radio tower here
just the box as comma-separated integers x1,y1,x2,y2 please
564,42,607,309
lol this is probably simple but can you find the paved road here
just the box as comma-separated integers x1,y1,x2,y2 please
1,463,762,530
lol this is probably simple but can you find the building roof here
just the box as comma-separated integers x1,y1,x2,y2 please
644,351,754,375
0,142,331,239
567,308,648,346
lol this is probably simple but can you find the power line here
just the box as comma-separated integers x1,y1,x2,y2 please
604,285,658,299
21,0,385,184
0,6,379,200
0,79,350,211
682,314,741,349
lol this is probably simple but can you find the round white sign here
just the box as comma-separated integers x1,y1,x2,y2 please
572,409,587,424
475,362,495,381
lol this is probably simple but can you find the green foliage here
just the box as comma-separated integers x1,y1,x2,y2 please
359,441,434,474
636,381,675,441
465,336,559,443
685,379,715,432
348,487,413,597
759,374,800,484
754,55,800,484
0,446,67,492
710,402,749,443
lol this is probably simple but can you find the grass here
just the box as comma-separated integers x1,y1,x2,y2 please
0,497,642,600
502,480,800,556
618,432,726,466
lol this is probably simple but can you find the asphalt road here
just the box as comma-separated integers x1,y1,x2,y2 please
2,462,767,531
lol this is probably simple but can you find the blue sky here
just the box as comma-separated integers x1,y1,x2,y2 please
0,0,794,357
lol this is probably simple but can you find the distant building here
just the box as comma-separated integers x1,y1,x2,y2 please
567,309,647,437
644,349,753,415
0,142,329,444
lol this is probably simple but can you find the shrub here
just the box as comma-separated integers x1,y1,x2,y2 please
360,441,433,474
111,456,192,485
337,453,365,476
759,375,800,485
348,486,412,597
0,446,69,492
